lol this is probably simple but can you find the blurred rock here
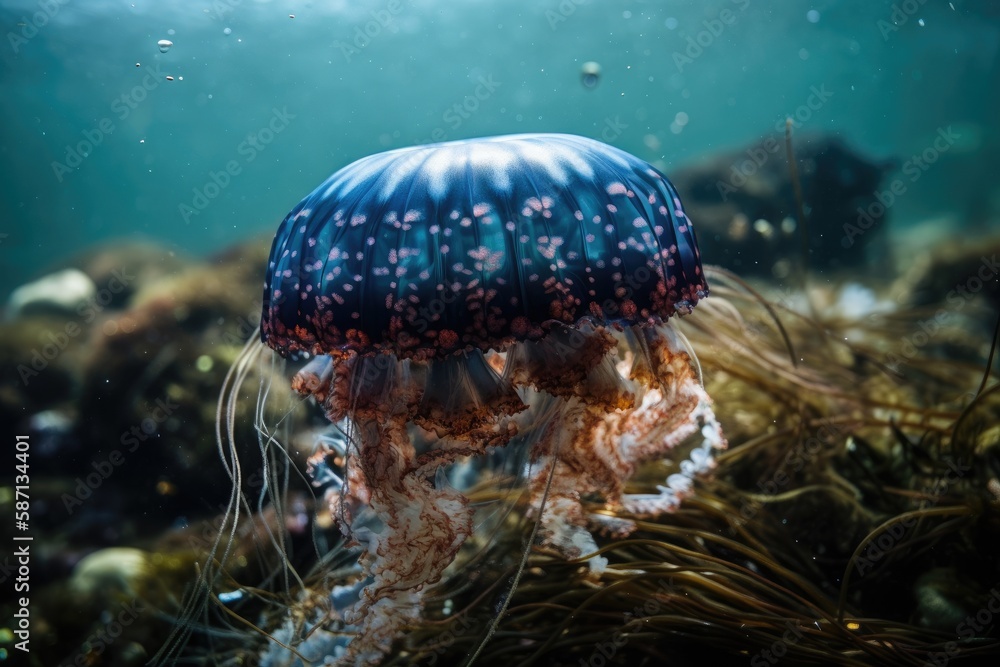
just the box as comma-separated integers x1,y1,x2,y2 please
671,133,893,278
0,316,89,429
72,241,192,310
6,268,95,320
69,547,150,600
1,236,290,559
70,236,298,533
892,232,1000,311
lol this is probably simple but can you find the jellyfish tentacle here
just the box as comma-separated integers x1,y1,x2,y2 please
509,324,636,573
617,323,726,516
509,321,726,573
293,351,522,667
342,409,474,667
524,398,620,572
250,134,723,664
412,349,527,474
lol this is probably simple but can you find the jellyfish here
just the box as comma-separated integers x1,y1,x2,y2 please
257,133,725,665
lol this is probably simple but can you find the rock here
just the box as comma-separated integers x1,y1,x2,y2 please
5,268,95,319
69,547,150,599
671,133,894,278
71,237,299,530
73,241,192,311
891,231,1000,311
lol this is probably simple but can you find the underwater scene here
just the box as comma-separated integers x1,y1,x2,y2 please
2,0,1000,665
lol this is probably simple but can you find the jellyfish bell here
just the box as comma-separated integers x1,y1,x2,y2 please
261,133,706,358
222,134,725,666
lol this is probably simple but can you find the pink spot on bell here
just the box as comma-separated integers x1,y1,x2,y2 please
606,182,628,195
473,203,490,217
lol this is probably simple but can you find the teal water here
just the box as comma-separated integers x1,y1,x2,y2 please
0,0,998,298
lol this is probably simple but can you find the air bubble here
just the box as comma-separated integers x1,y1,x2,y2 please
580,61,601,89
